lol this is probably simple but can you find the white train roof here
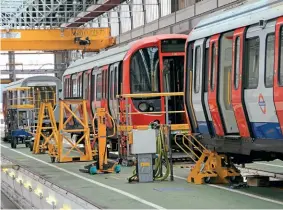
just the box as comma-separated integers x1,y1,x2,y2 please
188,0,283,41
63,42,133,77
2,75,62,91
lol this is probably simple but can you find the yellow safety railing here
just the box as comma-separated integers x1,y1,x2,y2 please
117,92,189,132
115,92,190,164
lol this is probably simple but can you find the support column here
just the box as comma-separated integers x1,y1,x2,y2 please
54,51,69,80
142,0,147,25
8,51,16,82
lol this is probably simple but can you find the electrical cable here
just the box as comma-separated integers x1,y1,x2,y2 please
128,125,170,182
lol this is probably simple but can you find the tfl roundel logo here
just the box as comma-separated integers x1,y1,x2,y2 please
258,93,266,114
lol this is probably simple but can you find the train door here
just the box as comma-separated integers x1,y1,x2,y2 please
244,22,282,139
108,62,119,120
162,55,185,124
274,17,283,135
203,39,215,136
231,28,251,138
217,31,239,135
208,34,225,136
191,38,211,135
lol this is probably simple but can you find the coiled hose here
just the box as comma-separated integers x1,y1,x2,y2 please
128,127,170,182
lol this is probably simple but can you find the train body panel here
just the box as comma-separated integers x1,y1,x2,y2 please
245,21,282,140
185,0,283,162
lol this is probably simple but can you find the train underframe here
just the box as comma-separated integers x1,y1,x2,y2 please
197,135,283,164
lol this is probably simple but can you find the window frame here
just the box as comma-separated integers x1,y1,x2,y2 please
265,33,275,88
234,36,241,90
244,36,260,89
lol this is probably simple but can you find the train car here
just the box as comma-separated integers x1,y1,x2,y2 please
63,34,189,150
184,0,283,163
2,75,62,136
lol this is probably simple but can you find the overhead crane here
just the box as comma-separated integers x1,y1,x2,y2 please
0,28,116,51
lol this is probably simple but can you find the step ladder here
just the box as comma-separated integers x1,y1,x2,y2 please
174,133,242,184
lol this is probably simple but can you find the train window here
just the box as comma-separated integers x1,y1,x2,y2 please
210,43,216,91
78,74,83,97
105,70,108,98
280,27,283,86
92,74,96,102
102,71,105,99
114,66,117,98
96,73,102,100
245,37,260,89
204,48,209,92
110,70,113,100
130,47,160,93
194,46,201,93
72,74,77,97
234,37,240,90
265,33,275,88
83,72,89,99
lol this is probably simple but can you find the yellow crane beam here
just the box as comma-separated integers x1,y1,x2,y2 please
0,79,21,84
0,28,116,51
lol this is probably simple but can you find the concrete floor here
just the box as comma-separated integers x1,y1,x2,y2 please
1,141,283,209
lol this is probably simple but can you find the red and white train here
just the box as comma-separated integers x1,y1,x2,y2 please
184,0,283,163
63,34,189,148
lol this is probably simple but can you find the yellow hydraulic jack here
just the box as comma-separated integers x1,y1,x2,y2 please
81,108,120,174
175,134,242,184
32,102,59,154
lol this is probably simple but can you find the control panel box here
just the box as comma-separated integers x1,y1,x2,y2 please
131,129,157,154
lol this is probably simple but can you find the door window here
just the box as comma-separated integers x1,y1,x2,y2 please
83,72,89,99
210,44,216,91
265,33,275,88
194,46,201,93
245,37,260,89
71,74,77,97
234,37,240,89
96,73,102,100
110,69,113,100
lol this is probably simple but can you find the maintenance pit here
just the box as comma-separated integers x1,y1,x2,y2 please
1,142,283,209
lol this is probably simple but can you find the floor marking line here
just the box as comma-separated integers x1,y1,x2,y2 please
173,175,283,206
254,162,283,168
1,145,165,210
